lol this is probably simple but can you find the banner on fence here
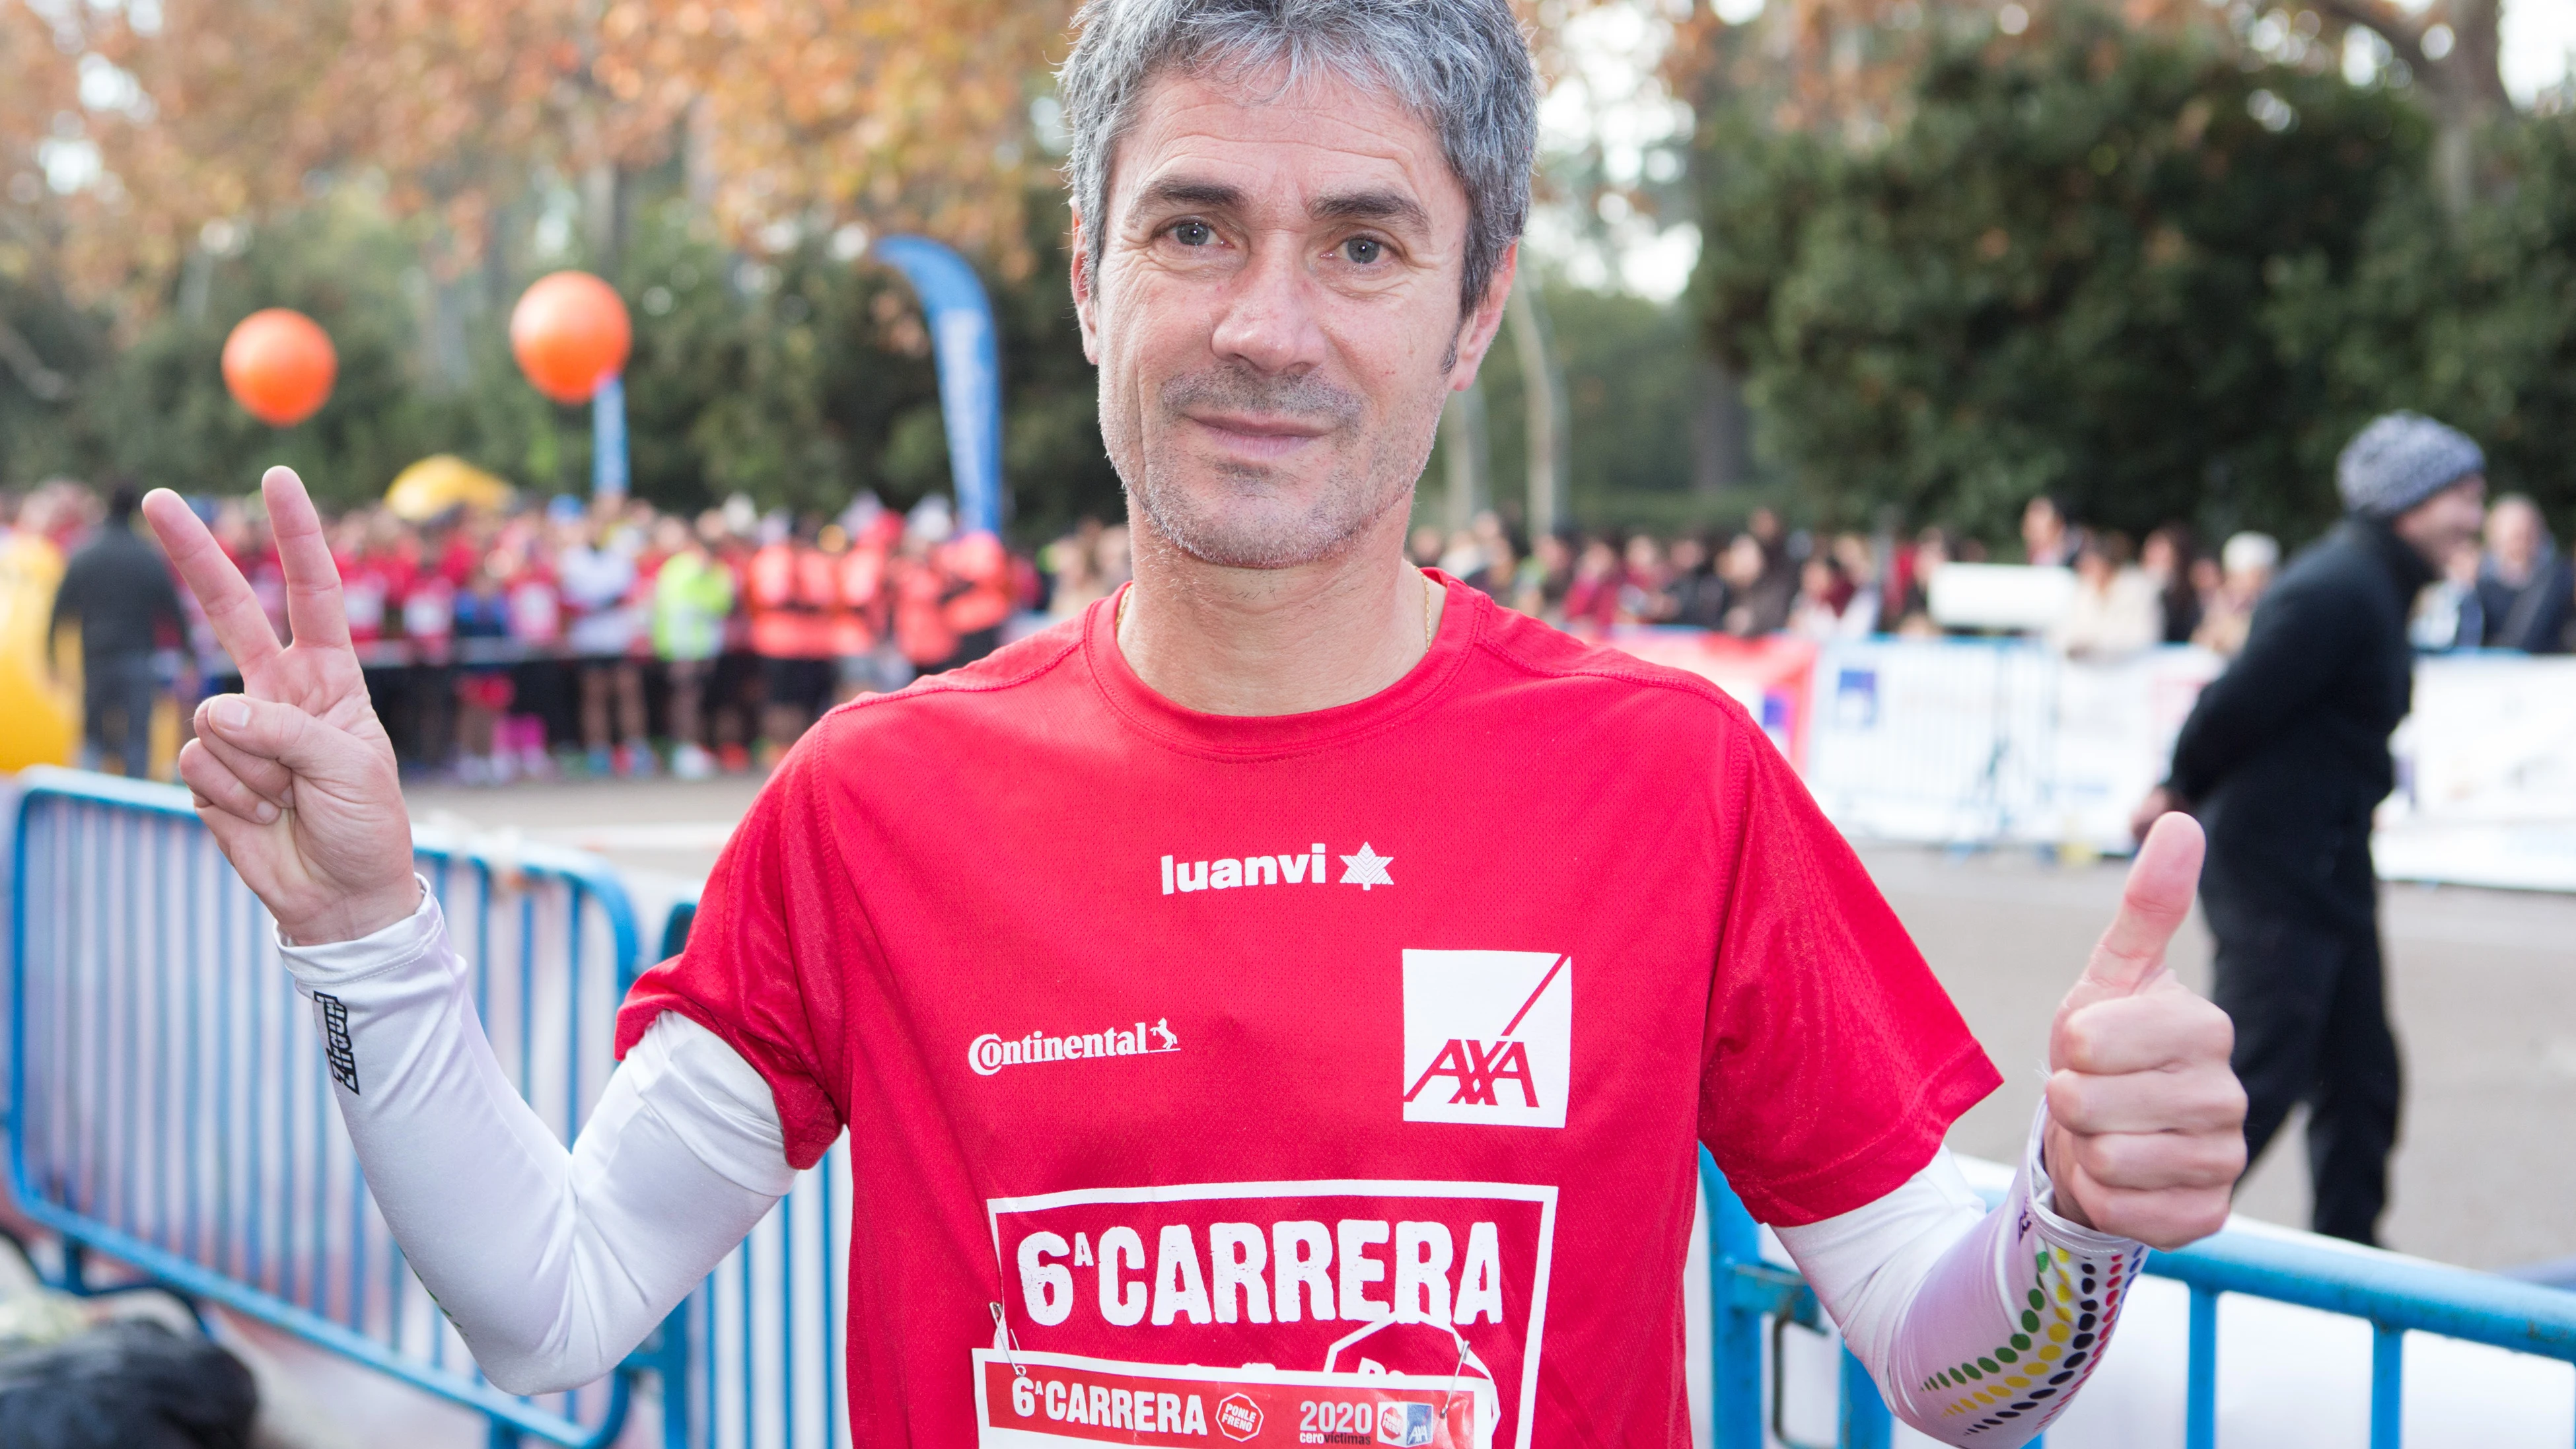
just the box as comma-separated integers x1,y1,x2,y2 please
2379,656,2576,891
2044,648,2227,851
1603,633,2576,890
1795,640,2060,846
1600,629,1817,770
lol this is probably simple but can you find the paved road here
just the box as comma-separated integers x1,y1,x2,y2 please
1866,843,2576,1273
411,775,2576,1272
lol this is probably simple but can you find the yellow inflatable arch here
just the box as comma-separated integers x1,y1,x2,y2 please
0,531,79,772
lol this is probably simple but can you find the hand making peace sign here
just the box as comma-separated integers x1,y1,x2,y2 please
143,468,421,946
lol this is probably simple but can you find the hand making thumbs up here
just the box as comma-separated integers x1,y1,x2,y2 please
142,468,421,946
2042,812,2248,1249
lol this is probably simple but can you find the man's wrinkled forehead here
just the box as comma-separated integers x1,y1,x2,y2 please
1105,63,1466,234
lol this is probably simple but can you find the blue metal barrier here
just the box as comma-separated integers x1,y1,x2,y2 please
22,783,2575,1449
1702,1147,2576,1448
7,766,651,1448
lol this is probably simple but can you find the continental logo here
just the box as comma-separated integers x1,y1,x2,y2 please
971,1018,1182,1076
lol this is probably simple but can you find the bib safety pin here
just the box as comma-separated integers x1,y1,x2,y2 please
987,1302,1030,1378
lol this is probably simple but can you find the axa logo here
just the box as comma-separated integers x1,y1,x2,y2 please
1400,950,1571,1129
971,1018,1181,1076
1160,842,1395,895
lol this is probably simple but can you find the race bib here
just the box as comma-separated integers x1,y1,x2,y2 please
984,1180,1556,1449
974,1349,1492,1446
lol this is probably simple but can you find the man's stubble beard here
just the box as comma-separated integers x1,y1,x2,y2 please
1109,361,1447,571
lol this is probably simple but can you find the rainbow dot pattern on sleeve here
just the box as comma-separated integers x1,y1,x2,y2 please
1923,1245,2133,1436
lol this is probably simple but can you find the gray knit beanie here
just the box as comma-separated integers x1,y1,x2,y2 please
2336,412,2484,519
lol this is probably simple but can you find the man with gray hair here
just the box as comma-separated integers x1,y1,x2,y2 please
140,0,2241,1442
2137,410,2487,1246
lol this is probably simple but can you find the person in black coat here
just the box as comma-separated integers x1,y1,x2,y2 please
49,485,186,779
2131,412,2488,1246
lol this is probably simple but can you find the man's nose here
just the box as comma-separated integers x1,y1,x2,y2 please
1209,238,1328,375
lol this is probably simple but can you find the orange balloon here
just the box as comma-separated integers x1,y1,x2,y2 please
221,309,337,427
510,271,632,404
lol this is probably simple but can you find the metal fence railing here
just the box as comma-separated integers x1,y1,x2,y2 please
15,769,2576,1448
1802,639,2064,849
7,765,649,1448
1701,1149,2576,1449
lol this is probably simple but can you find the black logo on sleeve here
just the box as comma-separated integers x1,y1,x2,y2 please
314,993,360,1095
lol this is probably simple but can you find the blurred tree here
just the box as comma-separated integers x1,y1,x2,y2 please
2270,110,2576,521
628,0,1069,277
1667,1,2509,211
2312,0,2510,211
1,180,1125,539
1431,276,1703,535
0,269,106,485
1694,7,2424,542
36,194,534,504
0,0,1103,536
7,0,1065,316
1664,0,2230,146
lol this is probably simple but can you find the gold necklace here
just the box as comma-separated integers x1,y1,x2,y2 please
1116,569,1439,650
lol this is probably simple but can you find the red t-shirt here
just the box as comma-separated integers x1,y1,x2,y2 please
618,573,1997,1448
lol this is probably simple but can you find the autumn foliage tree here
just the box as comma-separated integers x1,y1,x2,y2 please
0,0,1124,523
8,0,1073,312
1667,0,2513,209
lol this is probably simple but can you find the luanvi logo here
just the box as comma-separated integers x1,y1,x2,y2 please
314,991,361,1095
971,1018,1182,1077
1161,843,1396,894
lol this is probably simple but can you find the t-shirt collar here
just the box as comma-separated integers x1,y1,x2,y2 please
1083,568,1480,758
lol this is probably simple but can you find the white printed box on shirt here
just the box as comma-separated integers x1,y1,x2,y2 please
1400,951,1571,1129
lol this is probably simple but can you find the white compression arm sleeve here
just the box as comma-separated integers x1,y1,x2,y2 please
1773,1116,2143,1447
277,884,795,1394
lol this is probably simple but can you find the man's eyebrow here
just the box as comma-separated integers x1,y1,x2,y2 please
1308,188,1429,232
1134,177,1246,213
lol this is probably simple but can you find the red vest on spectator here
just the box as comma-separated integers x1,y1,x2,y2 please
748,542,834,660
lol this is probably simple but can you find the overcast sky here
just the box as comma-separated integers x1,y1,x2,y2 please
2500,0,2576,104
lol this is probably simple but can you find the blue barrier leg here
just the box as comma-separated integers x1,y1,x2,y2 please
630,1304,693,1449
1839,1348,1892,1449
1703,1153,1766,1448
2186,1285,2217,1449
2371,1324,2403,1449
486,1419,523,1449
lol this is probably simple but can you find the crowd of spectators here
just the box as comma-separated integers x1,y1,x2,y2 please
3,481,1034,784
3,476,2567,785
1386,491,2573,664
1390,498,2301,660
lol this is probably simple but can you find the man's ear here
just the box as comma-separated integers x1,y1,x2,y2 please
1445,241,1518,392
1070,207,1102,365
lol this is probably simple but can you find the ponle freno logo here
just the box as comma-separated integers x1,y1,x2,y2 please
1161,843,1398,894
1401,951,1571,1129
970,1018,1180,1076
1215,1392,1262,1440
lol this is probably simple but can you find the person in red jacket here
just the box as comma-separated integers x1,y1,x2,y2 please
745,516,840,760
